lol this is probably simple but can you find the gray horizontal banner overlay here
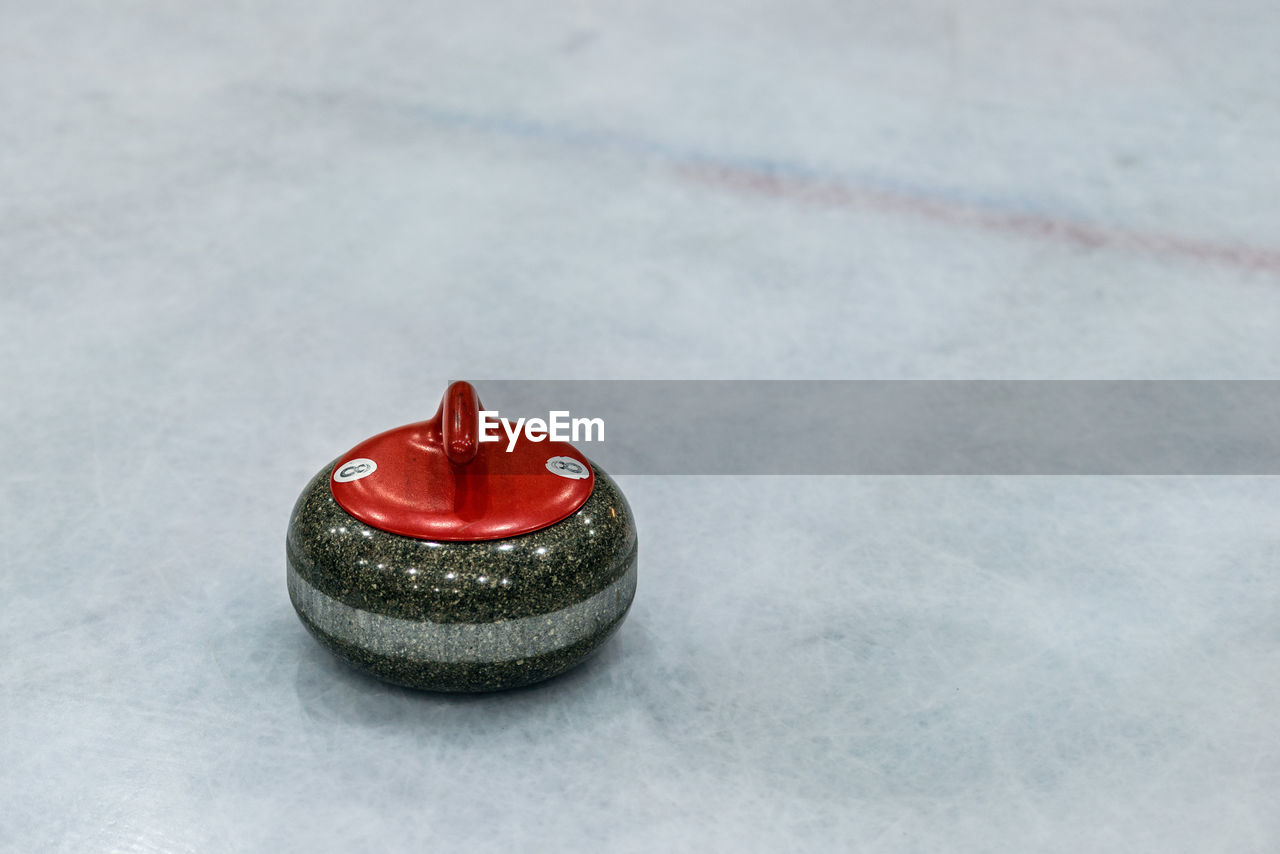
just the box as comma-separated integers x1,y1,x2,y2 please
471,381,1280,474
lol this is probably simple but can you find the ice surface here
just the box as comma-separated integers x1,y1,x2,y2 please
2,1,1279,851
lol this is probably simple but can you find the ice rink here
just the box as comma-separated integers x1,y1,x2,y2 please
2,2,1279,851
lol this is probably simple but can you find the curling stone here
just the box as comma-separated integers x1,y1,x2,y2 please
286,381,637,692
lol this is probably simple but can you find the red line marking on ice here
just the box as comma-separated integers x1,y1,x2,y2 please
679,163,1280,274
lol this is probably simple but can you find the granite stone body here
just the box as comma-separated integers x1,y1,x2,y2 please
287,460,637,692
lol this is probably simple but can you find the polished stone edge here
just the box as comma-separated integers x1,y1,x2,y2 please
287,460,637,623
287,549,637,665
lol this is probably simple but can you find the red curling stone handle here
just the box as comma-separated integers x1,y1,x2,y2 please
441,380,480,465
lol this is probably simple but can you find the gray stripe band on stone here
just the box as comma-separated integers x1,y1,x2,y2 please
288,559,637,665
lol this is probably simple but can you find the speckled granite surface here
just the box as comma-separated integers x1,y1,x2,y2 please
287,460,637,691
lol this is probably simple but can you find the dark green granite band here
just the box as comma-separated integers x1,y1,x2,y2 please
287,545,636,664
287,461,636,623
